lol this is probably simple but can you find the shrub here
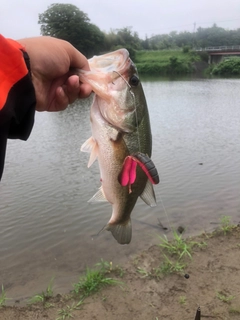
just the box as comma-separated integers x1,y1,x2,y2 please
212,57,240,75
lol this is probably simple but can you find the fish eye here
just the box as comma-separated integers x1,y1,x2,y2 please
129,75,139,87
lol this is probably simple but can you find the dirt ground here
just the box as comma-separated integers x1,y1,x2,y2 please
1,226,240,320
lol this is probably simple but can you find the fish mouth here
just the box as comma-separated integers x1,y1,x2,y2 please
78,49,139,132
88,48,132,75
77,49,133,101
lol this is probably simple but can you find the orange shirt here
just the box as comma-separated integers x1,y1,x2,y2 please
0,34,29,110
0,35,36,180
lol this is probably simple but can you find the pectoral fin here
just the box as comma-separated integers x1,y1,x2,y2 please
140,179,157,207
80,137,98,167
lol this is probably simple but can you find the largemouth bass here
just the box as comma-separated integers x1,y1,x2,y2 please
78,49,159,244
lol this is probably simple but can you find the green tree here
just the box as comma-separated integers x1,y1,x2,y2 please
142,36,150,50
195,24,229,47
38,3,105,57
104,27,141,51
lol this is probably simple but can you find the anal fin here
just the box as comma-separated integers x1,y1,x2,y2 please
88,187,108,203
140,179,157,207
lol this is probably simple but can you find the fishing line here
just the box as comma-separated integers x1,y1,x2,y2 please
158,193,173,232
131,92,141,152
113,71,131,89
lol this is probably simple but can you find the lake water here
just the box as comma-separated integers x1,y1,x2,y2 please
1,77,240,301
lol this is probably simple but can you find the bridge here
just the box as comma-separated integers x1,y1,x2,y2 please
195,45,240,64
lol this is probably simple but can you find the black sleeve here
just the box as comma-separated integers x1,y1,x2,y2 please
0,52,36,180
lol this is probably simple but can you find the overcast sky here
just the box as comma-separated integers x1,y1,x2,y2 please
1,0,240,40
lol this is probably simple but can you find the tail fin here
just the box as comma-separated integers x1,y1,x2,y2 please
105,219,132,245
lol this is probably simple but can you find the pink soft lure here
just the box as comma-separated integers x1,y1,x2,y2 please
119,152,159,191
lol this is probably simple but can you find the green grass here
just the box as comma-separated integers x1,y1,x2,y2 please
155,230,208,276
0,285,10,307
157,255,185,275
95,259,124,277
25,260,122,317
135,231,207,278
179,296,187,305
219,216,234,235
216,291,235,303
136,254,186,278
24,260,122,317
158,231,192,260
28,277,54,305
95,259,113,273
135,231,208,278
56,301,83,320
229,307,240,314
136,267,152,278
73,267,120,298
135,50,197,63
134,50,200,75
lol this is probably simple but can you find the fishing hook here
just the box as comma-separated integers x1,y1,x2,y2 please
113,71,132,90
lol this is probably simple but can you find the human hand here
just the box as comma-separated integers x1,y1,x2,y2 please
17,37,92,112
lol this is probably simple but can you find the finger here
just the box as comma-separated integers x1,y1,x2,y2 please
50,75,92,111
78,83,93,99
64,75,80,104
53,86,70,111
66,75,92,100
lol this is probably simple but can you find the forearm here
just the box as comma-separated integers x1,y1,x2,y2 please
0,34,36,180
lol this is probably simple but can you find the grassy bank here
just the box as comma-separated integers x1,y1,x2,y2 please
1,216,240,320
134,50,204,75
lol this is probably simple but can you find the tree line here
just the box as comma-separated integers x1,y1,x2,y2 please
39,4,240,58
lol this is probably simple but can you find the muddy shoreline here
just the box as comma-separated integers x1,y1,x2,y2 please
1,225,240,320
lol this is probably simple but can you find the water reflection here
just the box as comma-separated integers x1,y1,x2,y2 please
1,78,240,300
